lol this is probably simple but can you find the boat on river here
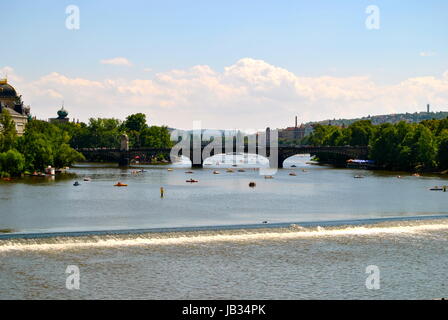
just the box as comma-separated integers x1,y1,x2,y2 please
430,186,446,191
114,182,128,187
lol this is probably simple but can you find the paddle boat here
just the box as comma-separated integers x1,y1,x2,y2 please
114,182,128,187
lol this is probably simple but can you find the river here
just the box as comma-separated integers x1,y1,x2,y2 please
1,155,447,299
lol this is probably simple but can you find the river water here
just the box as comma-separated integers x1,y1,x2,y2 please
1,155,448,299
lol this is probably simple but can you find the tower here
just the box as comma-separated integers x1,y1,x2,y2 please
427,104,430,113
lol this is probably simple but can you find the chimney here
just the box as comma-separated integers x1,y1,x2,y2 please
295,116,298,128
427,104,430,113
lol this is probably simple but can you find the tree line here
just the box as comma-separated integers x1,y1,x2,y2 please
61,113,172,150
0,111,172,177
303,119,448,172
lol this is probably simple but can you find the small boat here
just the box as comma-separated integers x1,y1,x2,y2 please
291,165,297,168
262,221,269,224
114,182,128,187
232,164,238,167
430,186,445,191
238,169,246,172
186,179,198,183
302,169,307,172
412,173,421,177
289,172,297,176
264,175,274,179
83,177,91,181
167,168,173,171
73,181,80,186
226,169,234,173
249,182,256,187
354,175,364,179
185,171,194,174
213,171,220,174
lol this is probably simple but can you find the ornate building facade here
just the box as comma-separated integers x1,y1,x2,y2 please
0,79,30,136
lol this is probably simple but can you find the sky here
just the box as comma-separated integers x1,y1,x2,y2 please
1,0,448,130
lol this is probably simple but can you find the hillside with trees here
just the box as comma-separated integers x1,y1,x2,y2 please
304,118,448,172
309,111,448,127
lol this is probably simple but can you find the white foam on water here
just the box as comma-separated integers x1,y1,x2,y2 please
1,221,448,253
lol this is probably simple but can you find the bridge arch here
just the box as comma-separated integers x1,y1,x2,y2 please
203,153,270,168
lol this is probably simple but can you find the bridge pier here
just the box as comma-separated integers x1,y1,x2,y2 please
269,158,284,169
118,155,130,167
192,162,203,169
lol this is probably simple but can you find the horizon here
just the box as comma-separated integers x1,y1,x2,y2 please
1,0,448,130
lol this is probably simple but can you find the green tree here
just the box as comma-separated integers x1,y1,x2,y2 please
347,120,375,146
0,109,18,152
0,149,25,176
140,126,173,148
123,113,148,132
437,129,448,170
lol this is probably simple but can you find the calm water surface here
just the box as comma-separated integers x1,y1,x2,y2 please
1,155,447,299
0,155,447,233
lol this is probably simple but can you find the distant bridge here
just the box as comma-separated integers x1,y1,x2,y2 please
77,144,369,168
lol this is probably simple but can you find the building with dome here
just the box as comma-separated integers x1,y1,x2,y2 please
0,79,30,136
49,105,70,123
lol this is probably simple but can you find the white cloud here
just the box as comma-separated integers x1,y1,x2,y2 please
100,57,133,66
419,51,437,57
0,66,23,82
143,68,152,72
3,59,448,129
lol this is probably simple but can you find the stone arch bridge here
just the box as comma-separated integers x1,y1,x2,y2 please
77,144,368,168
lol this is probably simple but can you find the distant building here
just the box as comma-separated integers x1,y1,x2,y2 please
49,105,70,123
0,79,30,136
278,116,306,142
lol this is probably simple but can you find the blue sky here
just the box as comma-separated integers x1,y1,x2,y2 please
1,0,448,129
